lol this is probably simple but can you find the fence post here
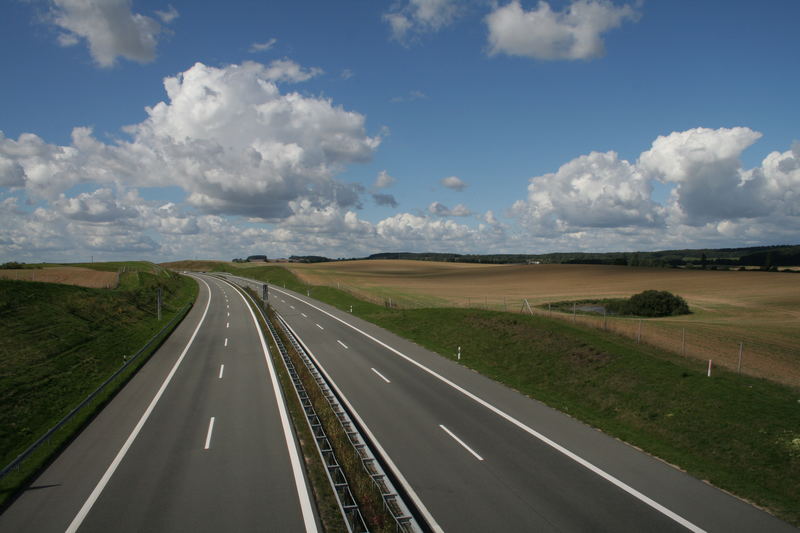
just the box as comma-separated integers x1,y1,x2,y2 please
681,328,685,356
737,342,744,373
572,303,576,323
637,320,642,343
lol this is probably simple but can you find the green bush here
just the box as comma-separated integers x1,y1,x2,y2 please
623,290,689,317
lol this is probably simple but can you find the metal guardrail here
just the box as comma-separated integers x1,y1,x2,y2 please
263,309,367,533
276,315,423,533
0,302,192,481
222,274,424,533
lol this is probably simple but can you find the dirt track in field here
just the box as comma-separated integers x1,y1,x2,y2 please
0,267,118,288
288,260,800,387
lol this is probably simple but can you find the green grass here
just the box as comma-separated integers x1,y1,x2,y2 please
0,266,197,505
224,265,800,526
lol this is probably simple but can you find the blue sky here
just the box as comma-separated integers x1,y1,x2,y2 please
1,0,799,262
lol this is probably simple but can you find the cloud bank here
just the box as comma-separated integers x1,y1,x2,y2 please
0,56,797,262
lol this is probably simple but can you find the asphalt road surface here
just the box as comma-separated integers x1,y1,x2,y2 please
0,274,318,533
266,282,796,533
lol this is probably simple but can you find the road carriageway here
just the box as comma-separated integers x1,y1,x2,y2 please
0,275,318,533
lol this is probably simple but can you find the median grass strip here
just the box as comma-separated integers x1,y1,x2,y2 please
0,266,197,507
211,264,800,526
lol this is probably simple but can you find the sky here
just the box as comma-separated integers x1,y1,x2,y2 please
1,0,799,263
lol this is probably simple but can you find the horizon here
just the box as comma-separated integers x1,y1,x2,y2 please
2,1,799,263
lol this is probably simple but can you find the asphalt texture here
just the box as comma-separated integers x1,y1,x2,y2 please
265,282,796,533
0,275,318,533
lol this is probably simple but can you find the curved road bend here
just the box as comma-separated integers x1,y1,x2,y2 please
0,274,317,533
268,283,796,533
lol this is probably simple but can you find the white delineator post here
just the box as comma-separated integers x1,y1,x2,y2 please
707,359,712,377
457,346,461,361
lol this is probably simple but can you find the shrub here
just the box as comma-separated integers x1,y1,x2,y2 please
624,290,689,317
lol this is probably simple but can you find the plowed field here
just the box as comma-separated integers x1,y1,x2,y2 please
0,267,118,288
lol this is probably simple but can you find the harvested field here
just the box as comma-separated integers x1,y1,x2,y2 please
287,261,800,387
0,267,118,288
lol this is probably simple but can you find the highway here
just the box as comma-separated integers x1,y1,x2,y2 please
266,282,796,533
0,275,317,533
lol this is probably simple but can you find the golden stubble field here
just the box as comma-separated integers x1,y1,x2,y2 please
287,260,800,387
0,267,118,288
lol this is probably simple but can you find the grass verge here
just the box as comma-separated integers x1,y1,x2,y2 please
218,264,800,526
0,266,197,507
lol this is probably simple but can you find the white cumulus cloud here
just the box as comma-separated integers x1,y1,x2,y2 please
428,201,472,217
249,38,277,53
374,170,396,189
261,58,323,83
513,150,662,233
486,0,638,61
49,0,175,67
440,175,467,191
1,61,380,220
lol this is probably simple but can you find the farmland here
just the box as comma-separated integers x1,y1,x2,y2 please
0,266,118,288
286,260,800,386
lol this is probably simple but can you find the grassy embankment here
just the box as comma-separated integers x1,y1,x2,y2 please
197,262,800,526
0,263,197,506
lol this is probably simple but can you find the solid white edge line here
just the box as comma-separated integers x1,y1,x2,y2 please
280,318,443,533
440,425,483,461
65,276,213,533
337,340,348,349
204,417,215,450
219,364,224,379
272,286,706,533
371,367,391,384
221,279,318,533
